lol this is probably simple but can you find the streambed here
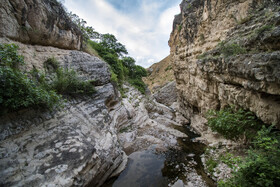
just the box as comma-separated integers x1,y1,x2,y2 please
102,125,215,187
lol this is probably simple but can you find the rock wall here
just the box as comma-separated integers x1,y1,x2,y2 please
0,0,82,50
169,0,280,127
0,40,129,186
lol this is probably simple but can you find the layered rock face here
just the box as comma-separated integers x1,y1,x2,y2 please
0,40,129,186
0,0,82,50
169,0,280,127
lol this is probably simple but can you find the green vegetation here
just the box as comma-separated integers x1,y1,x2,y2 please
197,40,247,60
178,24,182,32
0,44,61,113
51,68,95,95
0,43,96,114
206,157,218,175
207,107,280,187
196,53,208,59
67,12,99,45
218,126,280,187
165,65,172,71
119,125,132,133
44,57,59,71
207,106,261,141
218,41,246,57
255,25,274,35
87,36,147,94
67,9,148,95
0,43,24,68
219,152,242,170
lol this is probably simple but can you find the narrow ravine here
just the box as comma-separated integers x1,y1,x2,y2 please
101,83,216,187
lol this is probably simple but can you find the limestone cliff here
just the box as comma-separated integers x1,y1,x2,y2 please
169,0,280,128
0,0,82,50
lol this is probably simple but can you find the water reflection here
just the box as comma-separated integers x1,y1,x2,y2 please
102,125,216,187
112,150,169,187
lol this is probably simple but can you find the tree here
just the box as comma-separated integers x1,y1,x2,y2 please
100,34,128,57
68,12,100,43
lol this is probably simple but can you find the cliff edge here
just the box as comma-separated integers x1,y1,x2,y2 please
169,0,280,128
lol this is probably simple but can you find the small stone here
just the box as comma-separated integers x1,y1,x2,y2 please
69,148,77,152
55,165,68,173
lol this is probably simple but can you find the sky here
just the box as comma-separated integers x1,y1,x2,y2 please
63,0,181,68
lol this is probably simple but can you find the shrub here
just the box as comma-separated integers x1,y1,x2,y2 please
219,152,242,170
110,69,118,84
178,25,182,32
0,43,24,68
218,41,246,57
165,65,172,71
0,44,61,113
0,66,61,112
128,78,146,94
218,126,280,187
256,25,274,35
207,106,261,141
44,57,60,71
89,37,147,94
52,67,95,95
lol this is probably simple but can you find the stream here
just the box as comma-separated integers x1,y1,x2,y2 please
102,125,216,187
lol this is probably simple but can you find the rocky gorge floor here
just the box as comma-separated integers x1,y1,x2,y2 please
101,84,216,187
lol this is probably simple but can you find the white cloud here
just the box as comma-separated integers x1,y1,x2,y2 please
64,0,181,67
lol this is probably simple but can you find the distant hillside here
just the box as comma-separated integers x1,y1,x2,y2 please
143,55,175,93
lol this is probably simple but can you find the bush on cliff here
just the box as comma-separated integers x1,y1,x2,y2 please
0,44,97,114
38,57,96,96
0,44,61,113
51,67,96,95
207,106,261,141
218,41,246,57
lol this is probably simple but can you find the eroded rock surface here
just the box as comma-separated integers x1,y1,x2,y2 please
0,42,125,187
153,81,178,106
169,0,280,127
0,0,82,50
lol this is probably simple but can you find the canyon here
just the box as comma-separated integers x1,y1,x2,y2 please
0,0,280,186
